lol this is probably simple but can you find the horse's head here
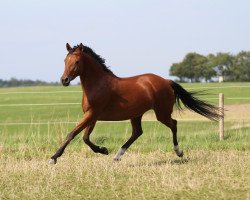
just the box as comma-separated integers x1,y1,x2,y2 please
61,43,84,86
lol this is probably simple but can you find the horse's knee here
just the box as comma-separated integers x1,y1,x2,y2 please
66,131,77,141
158,118,175,129
134,128,143,138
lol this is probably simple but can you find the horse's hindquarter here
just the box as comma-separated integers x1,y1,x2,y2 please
98,74,173,121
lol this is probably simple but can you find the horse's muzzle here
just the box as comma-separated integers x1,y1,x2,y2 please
61,77,70,86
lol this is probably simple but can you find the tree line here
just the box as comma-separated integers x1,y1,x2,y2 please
0,78,60,88
169,51,250,82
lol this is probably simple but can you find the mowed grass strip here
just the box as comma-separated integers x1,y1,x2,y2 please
0,151,249,200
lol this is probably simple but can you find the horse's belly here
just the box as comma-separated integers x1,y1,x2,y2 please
97,102,152,121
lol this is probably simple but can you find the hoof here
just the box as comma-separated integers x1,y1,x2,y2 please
113,148,126,161
113,157,121,162
177,150,184,157
48,158,57,164
99,147,109,155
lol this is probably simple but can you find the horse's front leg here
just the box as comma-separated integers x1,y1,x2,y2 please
83,123,109,155
49,112,95,164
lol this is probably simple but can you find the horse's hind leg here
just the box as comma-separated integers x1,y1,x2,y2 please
168,119,183,157
113,115,143,161
155,110,183,157
83,123,109,155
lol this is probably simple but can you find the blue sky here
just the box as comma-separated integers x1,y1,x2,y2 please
0,0,249,83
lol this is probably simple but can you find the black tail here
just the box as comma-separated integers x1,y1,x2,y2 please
171,81,222,121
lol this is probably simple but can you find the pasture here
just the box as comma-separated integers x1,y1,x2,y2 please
0,82,250,199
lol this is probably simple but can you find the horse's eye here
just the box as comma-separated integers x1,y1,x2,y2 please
75,61,79,65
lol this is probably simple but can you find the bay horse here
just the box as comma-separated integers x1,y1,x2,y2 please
48,43,221,164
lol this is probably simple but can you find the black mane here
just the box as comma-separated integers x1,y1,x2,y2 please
71,44,113,74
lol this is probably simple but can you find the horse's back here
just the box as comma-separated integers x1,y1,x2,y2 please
122,73,174,97
118,73,172,88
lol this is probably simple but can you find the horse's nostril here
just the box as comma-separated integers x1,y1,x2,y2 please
65,77,70,84
61,77,70,86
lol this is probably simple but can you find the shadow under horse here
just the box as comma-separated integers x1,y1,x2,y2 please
49,43,221,164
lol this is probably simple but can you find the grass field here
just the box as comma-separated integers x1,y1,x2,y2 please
0,82,250,199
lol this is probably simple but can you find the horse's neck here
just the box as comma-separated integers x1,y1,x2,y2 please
79,58,111,93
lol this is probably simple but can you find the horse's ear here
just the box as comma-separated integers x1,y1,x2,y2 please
66,43,72,52
79,43,84,51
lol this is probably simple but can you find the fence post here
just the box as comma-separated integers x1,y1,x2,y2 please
219,93,224,140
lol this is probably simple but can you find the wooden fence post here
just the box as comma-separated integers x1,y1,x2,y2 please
219,93,224,140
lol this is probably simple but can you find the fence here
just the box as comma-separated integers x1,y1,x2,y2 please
219,93,224,141
1,85,250,140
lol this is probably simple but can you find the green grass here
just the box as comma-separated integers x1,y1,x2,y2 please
0,83,250,199
1,120,249,160
0,82,250,123
182,82,250,104
1,121,250,159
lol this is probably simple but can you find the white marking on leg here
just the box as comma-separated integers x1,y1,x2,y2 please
113,148,126,161
48,158,56,165
174,145,183,157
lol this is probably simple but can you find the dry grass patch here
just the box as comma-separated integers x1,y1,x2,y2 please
0,150,249,199
143,104,250,121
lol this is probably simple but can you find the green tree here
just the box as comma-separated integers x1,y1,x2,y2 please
170,52,215,82
169,62,187,82
212,52,234,79
230,51,250,81
203,54,217,82
170,51,250,82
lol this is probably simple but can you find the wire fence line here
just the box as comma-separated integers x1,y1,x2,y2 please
1,86,249,126
1,97,250,107
0,119,218,126
0,85,249,107
0,120,140,126
0,91,82,95
0,103,81,107
0,85,250,95
1,117,249,126
186,85,250,90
